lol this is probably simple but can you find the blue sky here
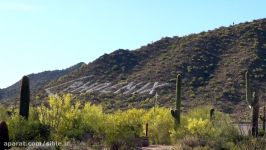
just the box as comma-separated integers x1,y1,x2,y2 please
0,0,265,88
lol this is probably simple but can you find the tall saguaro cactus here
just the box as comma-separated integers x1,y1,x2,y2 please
0,121,10,150
145,123,149,137
245,71,259,137
171,74,181,127
19,76,30,120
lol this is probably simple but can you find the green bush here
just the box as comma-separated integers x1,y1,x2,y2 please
0,105,9,121
105,108,146,148
81,102,105,136
170,106,240,149
37,94,84,141
142,107,174,144
104,107,175,146
8,111,50,141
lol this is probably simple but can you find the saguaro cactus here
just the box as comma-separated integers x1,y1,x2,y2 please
260,106,266,134
19,76,30,120
0,121,9,150
245,71,259,137
171,74,181,127
145,123,148,137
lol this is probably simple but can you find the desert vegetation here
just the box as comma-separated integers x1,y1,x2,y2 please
1,74,266,150
1,95,266,149
0,94,251,149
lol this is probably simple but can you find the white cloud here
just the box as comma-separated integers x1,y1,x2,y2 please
0,2,38,11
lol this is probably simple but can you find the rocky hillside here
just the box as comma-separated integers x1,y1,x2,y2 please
0,62,85,101
2,19,266,118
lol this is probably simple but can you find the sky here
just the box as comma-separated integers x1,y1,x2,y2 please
0,0,265,88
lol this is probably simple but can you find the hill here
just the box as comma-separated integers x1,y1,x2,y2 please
0,62,85,102
2,19,266,118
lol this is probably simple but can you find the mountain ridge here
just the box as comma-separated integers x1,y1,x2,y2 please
0,62,85,101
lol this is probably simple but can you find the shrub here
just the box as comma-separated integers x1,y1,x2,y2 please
105,108,146,148
0,105,9,121
1,95,247,149
170,106,240,149
142,107,174,144
186,117,209,135
234,137,266,150
8,113,49,141
81,102,105,136
37,94,83,141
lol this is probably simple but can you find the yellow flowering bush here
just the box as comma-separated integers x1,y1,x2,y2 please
170,106,239,147
186,117,209,135
37,94,82,140
81,102,105,134
142,107,174,144
105,108,146,145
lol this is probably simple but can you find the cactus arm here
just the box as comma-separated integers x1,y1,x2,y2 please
252,92,259,106
260,115,264,121
245,71,259,106
245,71,260,136
260,113,266,132
252,92,259,137
176,74,181,111
245,71,253,106
210,108,215,120
171,110,175,118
